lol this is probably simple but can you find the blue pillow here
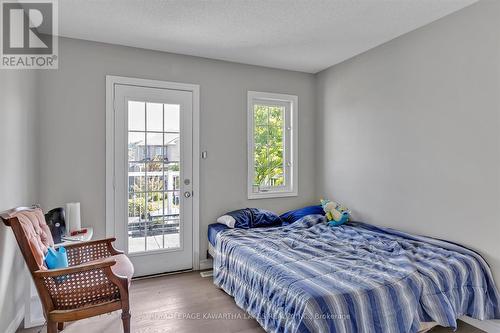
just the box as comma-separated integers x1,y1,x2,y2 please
280,205,325,225
221,208,282,229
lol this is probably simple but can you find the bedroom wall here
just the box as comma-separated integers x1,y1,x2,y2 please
0,71,39,332
38,37,317,264
316,0,500,291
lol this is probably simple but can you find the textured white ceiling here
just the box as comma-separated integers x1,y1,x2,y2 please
58,0,478,73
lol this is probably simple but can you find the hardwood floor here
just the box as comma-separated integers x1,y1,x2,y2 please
19,271,484,333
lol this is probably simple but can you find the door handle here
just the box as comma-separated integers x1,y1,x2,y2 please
184,191,192,198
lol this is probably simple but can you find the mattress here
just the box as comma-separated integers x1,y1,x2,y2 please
208,223,229,247
213,215,500,333
208,242,216,258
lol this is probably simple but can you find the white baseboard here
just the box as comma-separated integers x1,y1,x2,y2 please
5,306,25,333
460,316,500,333
199,258,213,270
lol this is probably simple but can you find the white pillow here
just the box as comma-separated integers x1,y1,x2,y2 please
217,215,236,228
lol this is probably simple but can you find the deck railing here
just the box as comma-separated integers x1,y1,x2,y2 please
128,213,180,237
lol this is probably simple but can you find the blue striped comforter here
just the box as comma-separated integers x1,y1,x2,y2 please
213,215,500,333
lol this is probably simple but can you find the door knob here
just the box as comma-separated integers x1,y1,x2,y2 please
184,191,192,198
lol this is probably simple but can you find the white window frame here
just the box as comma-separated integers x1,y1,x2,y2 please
247,91,298,199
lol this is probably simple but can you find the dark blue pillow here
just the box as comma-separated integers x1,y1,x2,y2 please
225,208,282,229
279,205,325,225
250,208,282,228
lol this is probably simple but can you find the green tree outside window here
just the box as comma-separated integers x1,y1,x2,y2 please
253,104,285,189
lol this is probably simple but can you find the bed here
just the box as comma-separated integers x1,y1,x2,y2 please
210,215,500,333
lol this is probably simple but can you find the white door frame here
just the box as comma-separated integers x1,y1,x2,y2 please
105,75,201,270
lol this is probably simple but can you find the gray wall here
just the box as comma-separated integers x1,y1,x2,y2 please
38,37,317,263
316,0,500,290
0,71,39,332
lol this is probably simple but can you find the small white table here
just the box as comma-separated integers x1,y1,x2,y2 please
58,227,94,245
24,228,94,328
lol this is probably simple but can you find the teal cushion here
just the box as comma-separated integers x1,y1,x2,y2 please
45,246,68,269
45,247,69,283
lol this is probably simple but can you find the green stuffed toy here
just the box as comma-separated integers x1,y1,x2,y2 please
321,199,350,226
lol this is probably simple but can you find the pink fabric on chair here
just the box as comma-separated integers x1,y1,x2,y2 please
87,254,134,286
110,254,134,285
15,208,54,269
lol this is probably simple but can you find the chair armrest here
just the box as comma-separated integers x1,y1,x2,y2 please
58,237,123,254
33,258,116,278
57,238,123,266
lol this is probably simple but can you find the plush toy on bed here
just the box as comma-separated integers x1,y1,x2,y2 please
320,199,350,226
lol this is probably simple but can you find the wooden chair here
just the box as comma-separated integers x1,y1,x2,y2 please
1,206,134,333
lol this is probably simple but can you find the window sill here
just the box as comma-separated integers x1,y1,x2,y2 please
248,191,298,200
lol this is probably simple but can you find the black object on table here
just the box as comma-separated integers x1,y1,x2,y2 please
45,207,67,244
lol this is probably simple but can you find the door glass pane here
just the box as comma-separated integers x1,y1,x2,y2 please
128,192,146,252
128,101,181,253
146,103,163,132
128,132,145,162
164,133,180,163
128,163,144,192
146,133,163,161
146,218,164,251
128,101,145,131
164,190,180,249
164,104,180,132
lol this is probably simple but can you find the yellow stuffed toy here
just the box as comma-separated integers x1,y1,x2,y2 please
321,199,350,226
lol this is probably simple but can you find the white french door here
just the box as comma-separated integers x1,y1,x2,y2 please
110,82,194,277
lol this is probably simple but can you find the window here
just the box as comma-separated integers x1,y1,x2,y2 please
247,91,298,199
